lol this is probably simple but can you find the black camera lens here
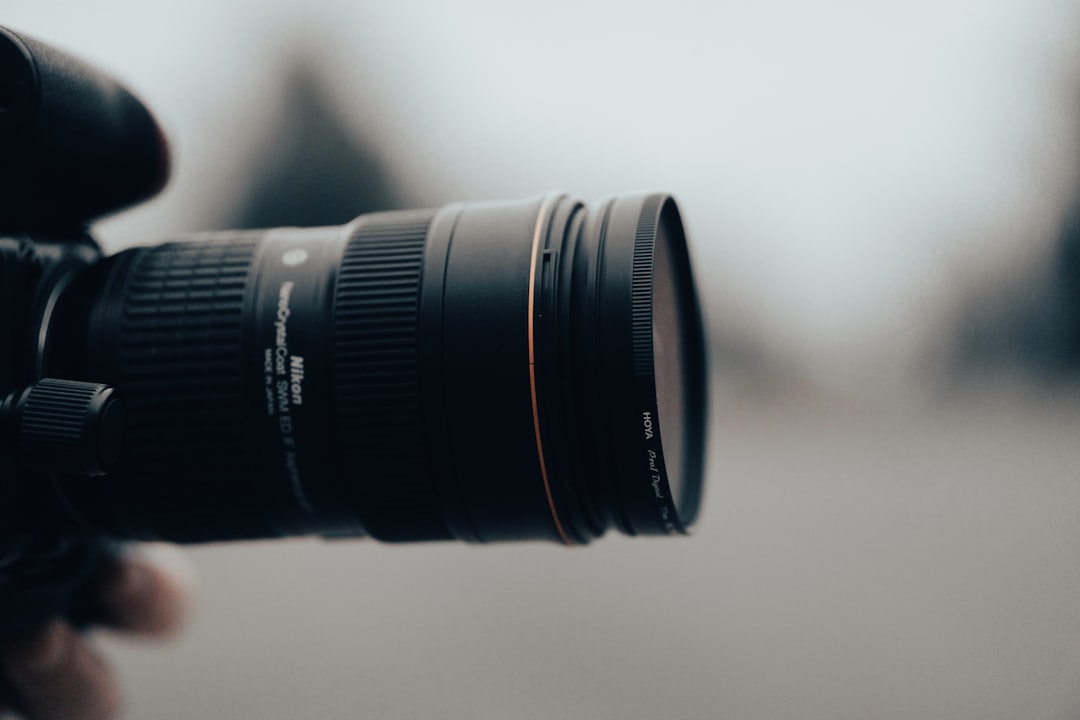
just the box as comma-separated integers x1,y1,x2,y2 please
44,193,707,545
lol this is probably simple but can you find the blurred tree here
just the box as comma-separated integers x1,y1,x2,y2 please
227,59,401,229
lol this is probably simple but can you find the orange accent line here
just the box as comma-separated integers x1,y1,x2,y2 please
528,196,574,546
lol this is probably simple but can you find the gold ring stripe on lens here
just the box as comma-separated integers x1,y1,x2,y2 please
527,196,574,546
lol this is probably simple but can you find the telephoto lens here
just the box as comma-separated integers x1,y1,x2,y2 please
43,193,708,545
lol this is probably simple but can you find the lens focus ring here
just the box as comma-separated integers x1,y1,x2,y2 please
332,211,450,541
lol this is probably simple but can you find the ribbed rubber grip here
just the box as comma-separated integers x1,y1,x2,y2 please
17,378,123,476
104,234,279,541
20,380,102,454
333,211,449,541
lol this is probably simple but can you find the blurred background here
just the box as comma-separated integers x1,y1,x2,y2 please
7,1,1080,718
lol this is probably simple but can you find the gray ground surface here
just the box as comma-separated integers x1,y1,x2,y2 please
101,387,1080,720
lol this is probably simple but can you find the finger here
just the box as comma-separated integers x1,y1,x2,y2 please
3,621,120,720
97,544,196,638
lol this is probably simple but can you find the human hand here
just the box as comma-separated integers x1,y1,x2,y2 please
0,544,195,720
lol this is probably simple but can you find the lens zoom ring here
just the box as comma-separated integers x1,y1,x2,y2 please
109,235,278,541
333,211,449,540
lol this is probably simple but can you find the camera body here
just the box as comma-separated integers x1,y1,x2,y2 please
0,26,170,638
0,235,124,637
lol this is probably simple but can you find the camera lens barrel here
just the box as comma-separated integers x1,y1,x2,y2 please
47,194,707,545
